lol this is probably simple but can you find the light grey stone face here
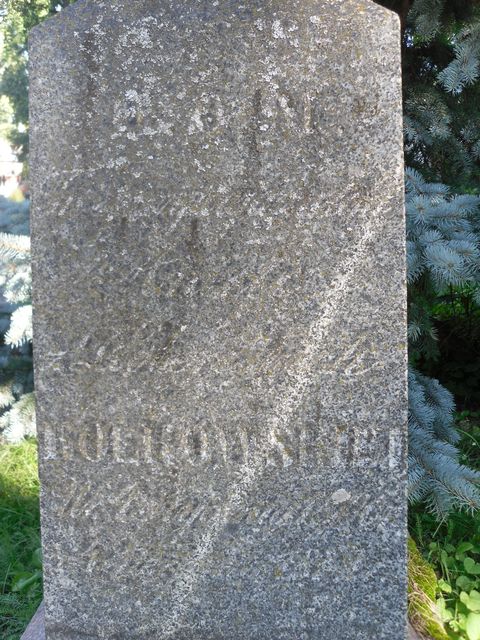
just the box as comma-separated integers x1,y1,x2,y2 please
30,1,408,638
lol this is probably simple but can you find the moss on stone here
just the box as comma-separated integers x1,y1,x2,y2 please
408,537,449,640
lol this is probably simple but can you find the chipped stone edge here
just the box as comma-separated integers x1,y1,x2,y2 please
21,602,45,640
28,0,90,42
28,0,402,40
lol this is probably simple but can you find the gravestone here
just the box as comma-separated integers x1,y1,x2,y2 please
29,0,408,638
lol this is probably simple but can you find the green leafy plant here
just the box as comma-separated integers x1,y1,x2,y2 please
431,539,480,639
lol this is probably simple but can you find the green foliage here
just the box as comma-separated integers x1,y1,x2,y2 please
392,0,480,188
405,165,480,516
406,168,480,361
0,94,14,140
424,531,480,640
0,439,41,640
421,296,480,407
432,536,480,640
409,370,480,517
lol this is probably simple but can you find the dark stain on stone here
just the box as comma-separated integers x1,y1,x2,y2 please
193,432,202,456
242,88,262,189
250,88,262,157
186,217,201,258
83,31,99,103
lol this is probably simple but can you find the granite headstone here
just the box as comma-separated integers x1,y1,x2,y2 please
30,1,408,638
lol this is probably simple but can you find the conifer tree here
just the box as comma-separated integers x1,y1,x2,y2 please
378,0,480,517
406,169,480,516
0,196,34,443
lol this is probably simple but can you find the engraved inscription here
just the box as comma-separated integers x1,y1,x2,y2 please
45,417,395,470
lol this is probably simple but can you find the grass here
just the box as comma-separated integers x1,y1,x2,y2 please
0,439,42,640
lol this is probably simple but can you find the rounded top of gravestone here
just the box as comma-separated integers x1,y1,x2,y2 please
30,0,399,40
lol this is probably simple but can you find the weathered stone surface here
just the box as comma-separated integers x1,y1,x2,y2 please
21,603,45,640
30,1,407,638
25,607,427,640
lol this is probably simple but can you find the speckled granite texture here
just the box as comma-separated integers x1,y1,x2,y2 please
30,1,407,638
21,609,424,640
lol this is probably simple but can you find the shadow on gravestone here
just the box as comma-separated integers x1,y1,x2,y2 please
29,0,408,638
